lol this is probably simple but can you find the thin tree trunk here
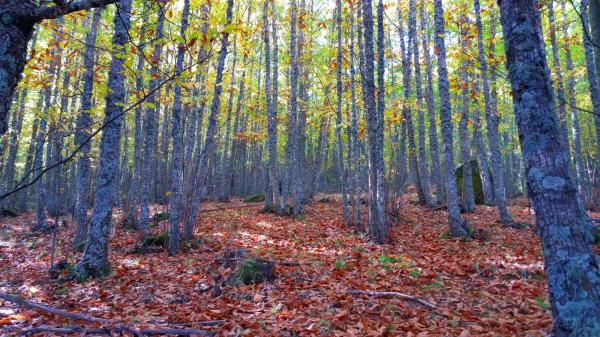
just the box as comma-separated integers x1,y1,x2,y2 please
362,0,387,243
410,0,434,207
349,1,361,227
458,21,475,212
336,0,350,223
473,0,512,223
288,0,301,216
547,0,570,151
74,0,132,279
433,0,468,236
74,8,102,251
167,0,191,256
139,8,165,231
561,1,586,200
420,0,443,204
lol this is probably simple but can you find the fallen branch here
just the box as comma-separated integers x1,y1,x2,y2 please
0,292,109,323
15,325,217,336
0,293,220,336
199,204,259,214
215,257,302,266
347,289,437,309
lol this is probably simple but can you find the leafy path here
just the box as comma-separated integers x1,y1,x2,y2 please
0,196,582,336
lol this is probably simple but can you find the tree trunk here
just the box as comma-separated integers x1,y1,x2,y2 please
349,1,362,227
498,1,600,334
74,8,102,252
473,0,512,223
336,0,350,223
362,0,387,243
458,23,475,212
264,0,277,212
561,1,586,200
420,0,443,204
0,3,35,135
433,0,468,236
410,0,434,207
75,0,132,280
547,0,570,151
167,0,191,256
139,8,165,231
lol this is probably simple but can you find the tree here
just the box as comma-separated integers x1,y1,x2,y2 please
473,0,512,223
74,8,102,252
0,0,119,136
498,0,600,334
74,0,133,280
433,0,469,237
336,0,350,223
167,0,191,256
362,0,387,243
264,0,278,213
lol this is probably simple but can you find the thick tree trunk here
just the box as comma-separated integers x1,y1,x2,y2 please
0,3,35,135
499,1,600,335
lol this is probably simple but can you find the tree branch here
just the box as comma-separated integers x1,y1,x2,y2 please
33,0,119,21
347,289,437,309
0,293,220,336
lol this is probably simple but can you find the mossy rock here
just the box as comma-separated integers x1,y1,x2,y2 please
455,159,485,205
143,233,168,247
227,258,276,285
152,212,170,222
243,194,265,203
222,248,248,268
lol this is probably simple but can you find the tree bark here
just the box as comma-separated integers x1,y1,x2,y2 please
362,0,387,243
433,0,469,236
473,0,512,223
75,0,132,280
74,8,102,252
498,1,600,334
167,0,191,256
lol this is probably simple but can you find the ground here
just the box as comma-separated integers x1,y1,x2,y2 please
0,194,593,336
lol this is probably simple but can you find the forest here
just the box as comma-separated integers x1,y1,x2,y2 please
1,0,600,335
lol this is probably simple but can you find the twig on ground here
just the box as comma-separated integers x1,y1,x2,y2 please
0,293,221,336
215,257,302,266
347,289,437,309
0,292,110,323
15,325,217,336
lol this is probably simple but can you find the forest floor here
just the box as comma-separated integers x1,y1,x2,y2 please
1,194,597,336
